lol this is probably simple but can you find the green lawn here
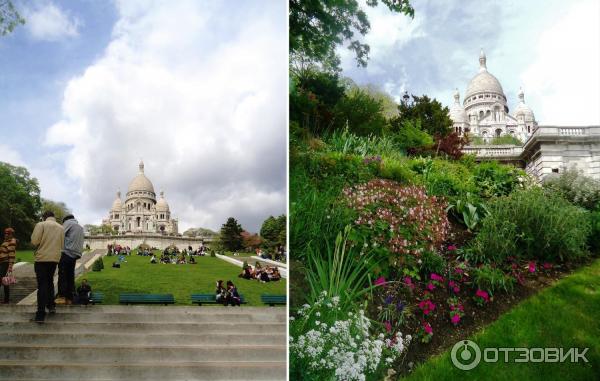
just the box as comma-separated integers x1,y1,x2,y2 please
15,250,34,263
77,254,286,306
404,259,600,380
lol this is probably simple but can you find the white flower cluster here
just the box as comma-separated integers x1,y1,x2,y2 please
290,292,411,381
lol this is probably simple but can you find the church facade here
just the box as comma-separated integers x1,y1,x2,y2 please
449,50,537,143
103,161,178,235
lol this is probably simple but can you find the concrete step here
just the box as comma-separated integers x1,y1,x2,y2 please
0,344,286,362
0,332,285,346
0,361,286,380
0,312,285,323
0,321,285,335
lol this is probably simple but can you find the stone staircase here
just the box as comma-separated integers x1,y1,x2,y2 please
0,305,286,380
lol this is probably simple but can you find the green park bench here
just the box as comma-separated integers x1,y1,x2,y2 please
119,293,175,305
90,292,104,305
261,294,286,306
190,293,247,306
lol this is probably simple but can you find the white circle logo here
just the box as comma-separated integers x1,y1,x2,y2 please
451,340,481,370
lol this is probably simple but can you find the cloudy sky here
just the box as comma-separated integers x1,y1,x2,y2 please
0,0,286,233
338,0,600,126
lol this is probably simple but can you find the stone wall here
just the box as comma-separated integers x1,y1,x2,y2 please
84,234,214,250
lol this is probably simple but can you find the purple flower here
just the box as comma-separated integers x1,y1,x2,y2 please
384,295,393,305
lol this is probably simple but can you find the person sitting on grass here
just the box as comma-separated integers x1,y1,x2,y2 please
76,279,92,305
225,280,241,306
269,267,281,281
189,256,196,264
238,265,253,280
215,280,226,304
150,255,157,264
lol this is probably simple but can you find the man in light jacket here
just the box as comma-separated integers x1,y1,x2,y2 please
31,211,64,323
55,214,84,305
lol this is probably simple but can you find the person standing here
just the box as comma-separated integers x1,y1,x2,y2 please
0,228,17,304
55,214,84,305
31,211,64,323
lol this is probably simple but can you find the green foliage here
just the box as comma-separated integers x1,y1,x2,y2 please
470,188,591,263
393,119,434,151
472,264,515,294
490,135,523,146
305,226,381,312
543,168,600,210
377,158,416,184
41,199,71,224
446,193,489,231
289,0,414,70
392,94,453,137
473,161,523,198
332,87,389,136
92,257,104,272
219,217,244,252
260,215,286,249
589,211,600,252
419,251,446,276
0,162,42,244
324,127,404,160
182,227,218,237
0,1,25,36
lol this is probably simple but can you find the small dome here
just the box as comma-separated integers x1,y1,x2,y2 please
513,87,535,121
156,191,170,212
464,49,505,100
111,191,122,211
449,89,467,123
127,160,155,194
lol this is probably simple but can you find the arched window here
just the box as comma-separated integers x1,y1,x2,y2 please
479,110,484,120
495,129,502,137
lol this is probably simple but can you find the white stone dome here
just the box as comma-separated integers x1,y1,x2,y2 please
111,191,122,211
156,191,169,212
513,87,535,121
449,89,467,123
464,50,505,100
127,161,155,194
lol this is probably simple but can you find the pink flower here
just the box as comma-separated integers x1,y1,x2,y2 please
423,321,433,334
384,321,392,333
451,314,461,325
475,289,489,301
430,273,444,282
453,286,460,293
448,245,457,251
543,262,552,270
427,283,435,291
375,276,386,286
528,261,536,273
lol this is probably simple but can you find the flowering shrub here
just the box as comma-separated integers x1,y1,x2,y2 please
418,295,436,315
448,280,460,294
378,293,409,333
344,179,449,267
417,321,433,343
426,273,444,291
473,289,490,307
290,291,411,381
447,297,465,326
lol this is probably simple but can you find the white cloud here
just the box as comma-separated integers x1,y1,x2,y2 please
521,0,600,125
44,0,286,232
24,1,80,41
0,144,24,166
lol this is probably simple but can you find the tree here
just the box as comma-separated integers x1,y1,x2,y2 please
290,0,414,71
393,94,453,137
219,217,243,252
41,199,71,223
333,87,389,136
241,231,262,251
260,215,286,249
1,1,25,36
0,162,42,244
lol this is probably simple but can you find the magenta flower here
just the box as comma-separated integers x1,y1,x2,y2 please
543,262,552,270
419,300,436,315
475,289,489,301
423,321,433,334
374,276,386,286
528,261,536,273
448,245,457,251
451,314,461,325
427,283,435,291
430,273,444,282
384,320,392,333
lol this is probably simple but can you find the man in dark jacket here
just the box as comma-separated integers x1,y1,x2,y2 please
55,214,84,305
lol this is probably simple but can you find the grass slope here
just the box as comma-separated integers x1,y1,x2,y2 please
14,250,35,263
404,259,600,380
78,255,286,306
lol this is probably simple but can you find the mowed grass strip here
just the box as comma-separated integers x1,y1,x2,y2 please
77,254,286,306
404,259,600,381
14,250,35,263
